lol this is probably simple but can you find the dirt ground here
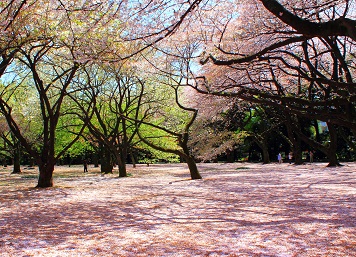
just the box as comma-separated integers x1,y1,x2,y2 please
0,162,355,257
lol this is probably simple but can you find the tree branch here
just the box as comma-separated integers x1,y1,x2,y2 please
260,0,356,41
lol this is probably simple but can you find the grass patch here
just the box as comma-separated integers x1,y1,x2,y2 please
236,167,250,170
53,174,83,178
21,175,38,179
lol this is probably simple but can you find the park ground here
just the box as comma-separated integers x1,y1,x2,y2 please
0,162,355,257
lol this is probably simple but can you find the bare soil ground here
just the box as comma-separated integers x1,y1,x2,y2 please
0,162,355,257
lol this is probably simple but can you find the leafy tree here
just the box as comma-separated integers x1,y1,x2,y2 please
71,64,149,176
0,127,22,173
0,0,102,186
135,76,202,179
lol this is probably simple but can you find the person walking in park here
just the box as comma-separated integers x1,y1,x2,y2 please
278,153,282,164
288,152,293,164
309,151,314,163
83,159,88,173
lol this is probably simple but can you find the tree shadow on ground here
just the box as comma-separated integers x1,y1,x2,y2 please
0,163,355,256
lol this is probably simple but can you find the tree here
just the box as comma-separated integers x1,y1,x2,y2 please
0,0,103,187
191,0,356,166
72,64,147,176
135,77,202,179
0,119,22,173
188,95,250,163
0,0,31,77
0,0,131,187
0,38,91,187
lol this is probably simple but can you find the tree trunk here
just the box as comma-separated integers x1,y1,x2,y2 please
101,162,114,174
261,146,270,164
293,138,304,165
326,123,340,167
184,154,202,179
37,163,54,188
12,145,21,174
285,116,303,165
251,136,270,164
129,148,136,168
117,155,127,177
255,138,270,164
100,146,113,174
226,149,234,163
326,150,339,167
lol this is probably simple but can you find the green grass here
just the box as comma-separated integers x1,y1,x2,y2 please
236,167,250,170
20,175,38,179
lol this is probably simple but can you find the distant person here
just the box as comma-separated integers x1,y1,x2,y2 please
83,159,88,173
288,152,293,164
278,153,282,164
309,151,314,163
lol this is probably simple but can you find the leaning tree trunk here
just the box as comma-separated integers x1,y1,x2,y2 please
37,163,54,188
182,154,202,180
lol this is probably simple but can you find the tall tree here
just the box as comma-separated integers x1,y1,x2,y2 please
0,0,101,187
0,39,90,187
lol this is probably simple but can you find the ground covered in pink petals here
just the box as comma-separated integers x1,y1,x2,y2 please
0,162,355,256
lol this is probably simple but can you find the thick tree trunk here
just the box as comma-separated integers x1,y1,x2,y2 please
114,145,128,177
101,163,114,174
12,146,21,174
101,158,113,174
326,123,340,167
226,149,234,163
255,138,270,164
326,151,340,167
184,155,202,180
100,146,113,174
117,156,127,177
37,163,54,188
293,138,304,165
261,146,270,164
293,146,303,165
251,136,270,164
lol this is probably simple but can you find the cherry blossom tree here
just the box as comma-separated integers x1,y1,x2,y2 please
190,0,356,166
0,1,99,187
0,0,208,187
